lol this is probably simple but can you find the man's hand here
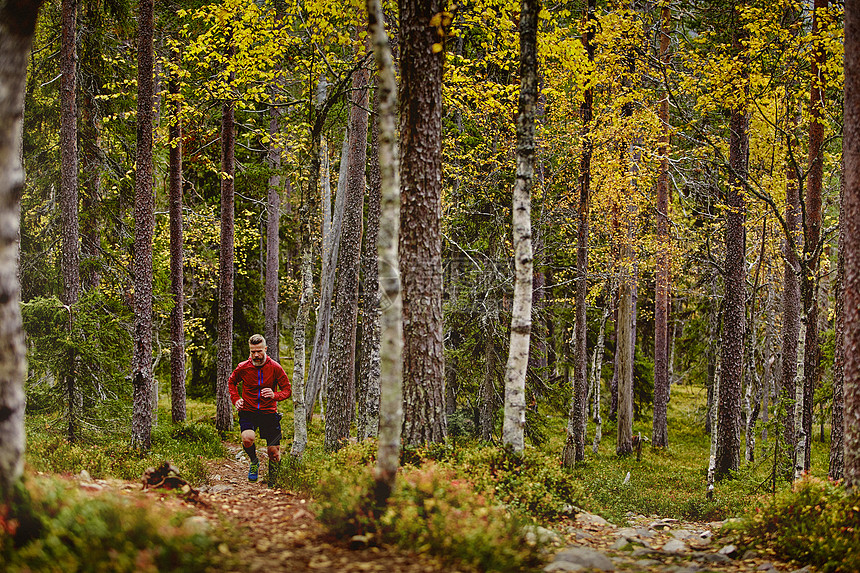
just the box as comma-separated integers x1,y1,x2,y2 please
235,399,244,409
261,388,274,399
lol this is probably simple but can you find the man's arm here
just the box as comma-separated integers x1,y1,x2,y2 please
273,363,291,400
228,366,242,406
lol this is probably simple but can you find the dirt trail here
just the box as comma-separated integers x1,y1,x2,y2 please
192,443,460,573
134,444,802,573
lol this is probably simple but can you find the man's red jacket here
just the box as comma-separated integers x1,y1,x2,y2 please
228,355,291,413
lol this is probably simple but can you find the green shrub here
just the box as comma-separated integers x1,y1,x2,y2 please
1,477,223,573
735,475,860,572
313,447,546,572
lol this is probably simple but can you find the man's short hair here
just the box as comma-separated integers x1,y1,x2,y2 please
249,334,266,346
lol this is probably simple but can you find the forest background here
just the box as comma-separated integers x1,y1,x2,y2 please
2,0,858,570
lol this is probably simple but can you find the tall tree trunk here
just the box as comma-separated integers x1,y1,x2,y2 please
399,0,447,445
844,0,860,490
715,9,748,478
0,0,43,500
652,2,671,449
616,273,634,456
79,2,101,291
265,104,281,362
357,85,382,441
168,46,186,424
215,40,236,433
800,0,828,472
306,133,348,423
60,0,81,443
502,0,539,454
831,160,846,480
366,0,402,502
479,302,499,441
562,0,595,468
132,0,155,449
781,96,802,477
325,39,370,451
591,284,611,453
290,241,312,461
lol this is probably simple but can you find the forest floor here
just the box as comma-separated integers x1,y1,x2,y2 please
113,442,807,573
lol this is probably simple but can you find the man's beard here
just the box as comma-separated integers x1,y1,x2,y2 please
252,357,265,366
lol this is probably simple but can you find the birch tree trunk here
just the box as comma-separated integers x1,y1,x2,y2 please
60,0,81,443
306,133,348,423
366,0,402,502
326,39,370,451
0,0,42,499
781,99,802,477
591,286,610,453
265,104,281,363
168,46,186,424
844,0,860,490
290,243,312,461
131,0,155,449
502,0,539,454
215,40,236,433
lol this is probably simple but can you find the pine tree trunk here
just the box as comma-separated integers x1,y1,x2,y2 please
844,0,860,490
616,274,634,456
60,0,81,443
215,41,236,433
366,0,402,501
131,0,155,449
357,85,382,441
715,49,748,479
830,161,846,480
79,2,102,291
325,43,369,451
502,0,538,454
562,0,595,468
652,2,671,449
168,46,186,424
400,0,447,445
800,0,828,472
0,0,42,499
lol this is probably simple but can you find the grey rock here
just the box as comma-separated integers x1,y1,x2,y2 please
634,559,661,567
718,544,739,558
662,539,689,553
671,529,693,540
610,538,632,551
693,552,732,564
636,527,655,538
183,516,211,535
79,482,103,492
211,484,234,494
790,567,814,573
577,512,610,527
631,548,661,558
757,562,777,572
742,549,761,560
553,547,615,571
544,563,584,572
649,519,674,530
525,525,562,545
79,469,92,482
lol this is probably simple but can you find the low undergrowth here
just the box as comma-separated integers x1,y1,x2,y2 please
312,443,549,572
25,408,227,485
731,475,860,573
0,477,226,572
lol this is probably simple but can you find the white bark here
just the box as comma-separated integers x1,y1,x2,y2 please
290,243,313,461
366,0,402,497
0,1,38,496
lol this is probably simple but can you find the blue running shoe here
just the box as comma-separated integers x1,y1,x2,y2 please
248,460,259,482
